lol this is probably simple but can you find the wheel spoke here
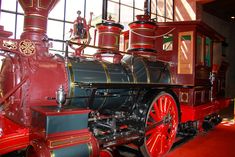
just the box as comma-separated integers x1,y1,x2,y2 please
153,102,161,120
146,131,159,146
148,134,161,153
149,110,158,122
146,127,161,136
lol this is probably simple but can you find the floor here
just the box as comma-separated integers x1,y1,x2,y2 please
166,103,235,157
166,120,235,157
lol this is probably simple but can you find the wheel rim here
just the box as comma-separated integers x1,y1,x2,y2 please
144,93,179,157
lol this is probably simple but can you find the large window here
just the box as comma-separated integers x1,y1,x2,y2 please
1,0,173,53
178,31,193,74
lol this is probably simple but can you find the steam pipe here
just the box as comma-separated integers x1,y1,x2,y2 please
102,0,108,21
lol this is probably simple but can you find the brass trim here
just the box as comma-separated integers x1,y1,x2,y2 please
131,42,153,46
142,60,151,83
177,31,194,74
98,62,110,110
3,40,17,50
99,45,117,49
67,62,75,98
19,39,36,56
88,143,93,157
99,32,120,36
100,62,111,83
99,33,120,46
180,92,189,103
25,13,47,19
19,0,33,8
50,151,55,157
131,27,155,31
49,135,91,148
38,0,52,9
122,61,137,83
0,142,28,152
24,27,45,32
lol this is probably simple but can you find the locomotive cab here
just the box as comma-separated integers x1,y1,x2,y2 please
153,21,226,106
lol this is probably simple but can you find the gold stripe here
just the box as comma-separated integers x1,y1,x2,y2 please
122,61,137,83
19,0,33,8
0,135,29,143
132,28,155,31
25,13,47,19
99,32,120,36
99,45,117,49
24,27,45,32
88,143,93,157
100,62,110,83
131,42,153,46
49,135,91,148
97,62,110,110
67,62,75,98
38,0,53,9
0,143,28,152
142,60,151,83
50,151,55,157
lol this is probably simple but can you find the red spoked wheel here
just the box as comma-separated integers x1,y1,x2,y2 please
140,92,179,157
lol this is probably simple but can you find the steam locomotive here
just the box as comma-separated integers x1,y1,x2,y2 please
0,0,230,157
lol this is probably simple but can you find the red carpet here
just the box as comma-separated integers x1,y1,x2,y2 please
166,121,235,157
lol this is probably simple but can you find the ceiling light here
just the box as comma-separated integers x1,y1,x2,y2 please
231,16,235,19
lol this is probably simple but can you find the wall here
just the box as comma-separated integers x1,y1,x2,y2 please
201,11,235,98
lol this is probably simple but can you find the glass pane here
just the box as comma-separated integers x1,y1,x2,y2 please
66,0,84,22
18,1,24,13
47,20,64,51
86,0,102,25
65,22,85,53
205,37,212,67
65,22,73,41
2,0,17,12
163,34,173,51
157,0,165,17
107,1,119,22
166,0,173,19
196,35,204,65
135,0,144,10
121,0,133,6
16,15,24,39
49,0,65,20
120,5,133,29
166,18,173,22
151,0,157,15
178,32,193,74
1,12,15,38
157,15,165,22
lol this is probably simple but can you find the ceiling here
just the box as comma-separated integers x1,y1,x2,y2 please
203,0,235,22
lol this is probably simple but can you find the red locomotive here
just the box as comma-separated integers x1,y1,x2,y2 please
0,0,230,157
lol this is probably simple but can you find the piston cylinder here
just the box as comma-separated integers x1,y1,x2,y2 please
128,15,156,53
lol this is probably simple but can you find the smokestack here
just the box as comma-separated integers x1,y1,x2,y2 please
18,0,60,41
